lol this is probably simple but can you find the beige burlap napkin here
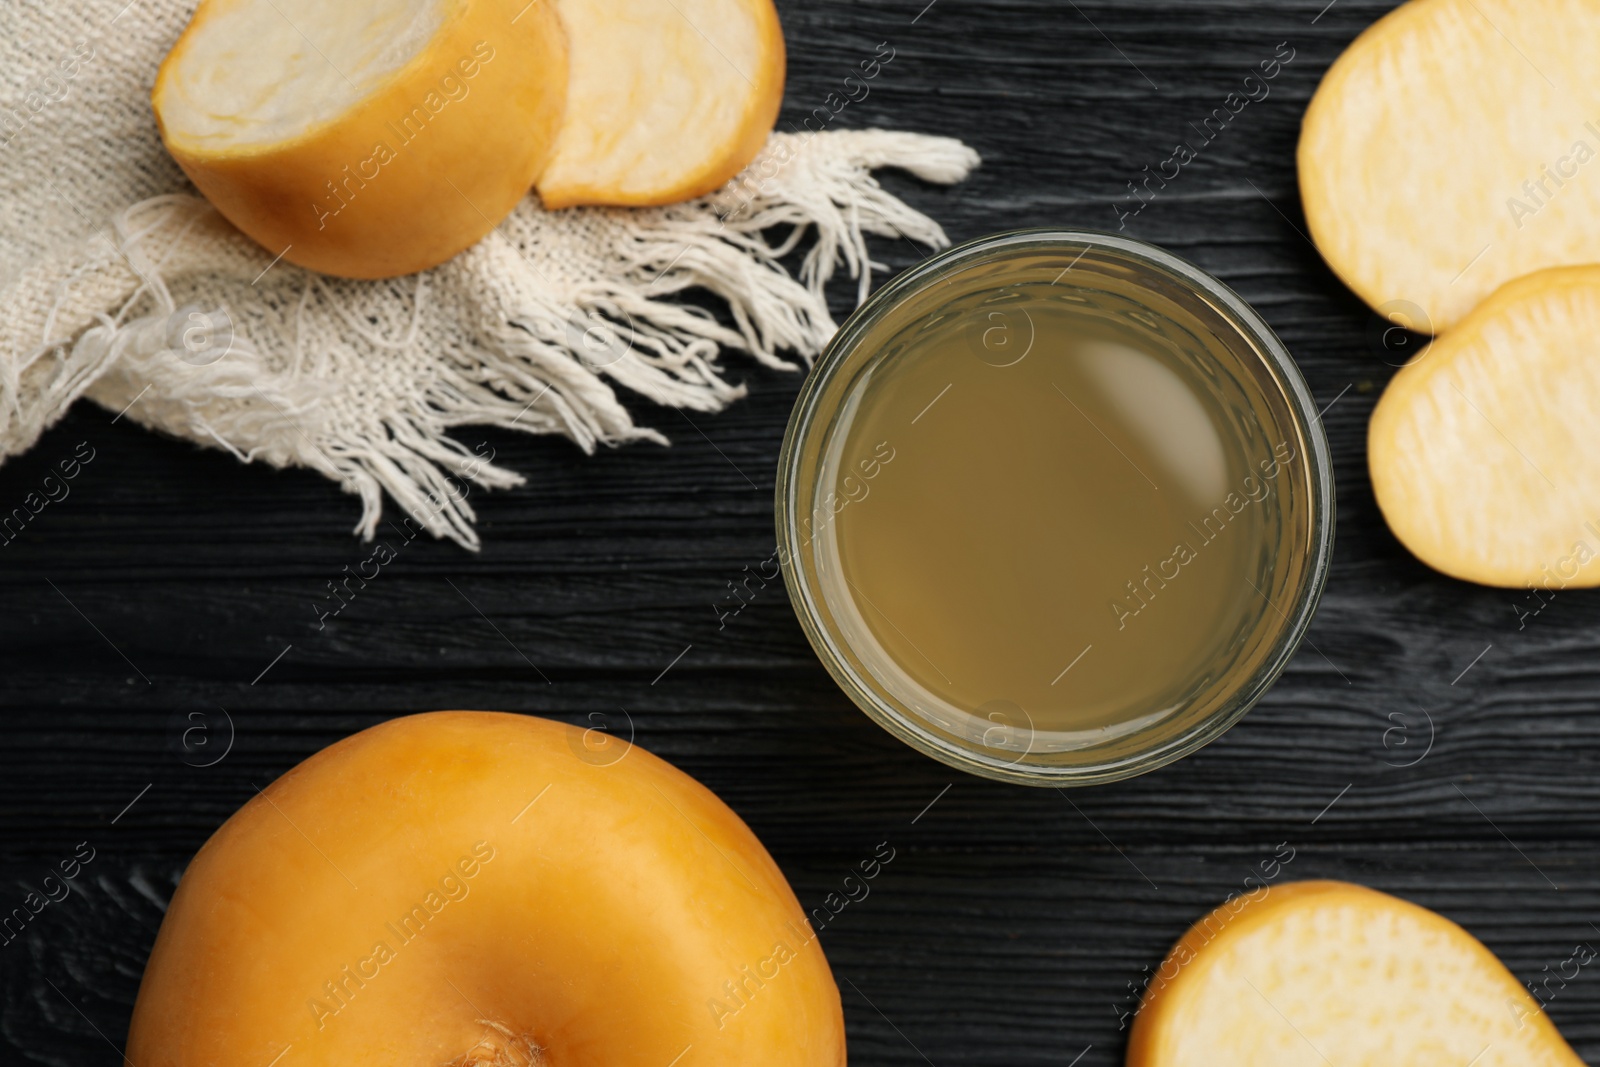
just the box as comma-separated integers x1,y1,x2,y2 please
1,0,978,548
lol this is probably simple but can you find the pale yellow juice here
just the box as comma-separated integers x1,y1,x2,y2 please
819,279,1298,746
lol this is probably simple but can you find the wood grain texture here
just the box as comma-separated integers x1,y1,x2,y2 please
6,0,1600,1064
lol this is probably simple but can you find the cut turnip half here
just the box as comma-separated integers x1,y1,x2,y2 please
1370,266,1600,587
1299,0,1600,331
154,0,569,278
537,0,785,208
1129,881,1584,1067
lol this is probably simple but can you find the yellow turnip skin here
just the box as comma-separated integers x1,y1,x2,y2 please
128,711,846,1067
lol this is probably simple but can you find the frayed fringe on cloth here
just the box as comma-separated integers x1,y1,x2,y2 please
1,130,979,549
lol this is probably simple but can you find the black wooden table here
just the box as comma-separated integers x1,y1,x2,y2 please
5,1,1597,1063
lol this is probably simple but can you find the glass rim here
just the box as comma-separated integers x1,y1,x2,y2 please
775,227,1337,787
